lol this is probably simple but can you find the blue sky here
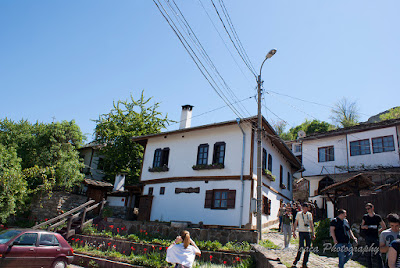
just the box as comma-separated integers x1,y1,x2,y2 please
1,0,399,140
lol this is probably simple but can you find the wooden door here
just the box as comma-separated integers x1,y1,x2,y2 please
137,195,153,221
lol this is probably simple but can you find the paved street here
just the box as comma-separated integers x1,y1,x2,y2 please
262,226,365,268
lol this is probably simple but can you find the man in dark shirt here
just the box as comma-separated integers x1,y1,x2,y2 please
361,203,386,268
388,239,400,268
330,209,358,268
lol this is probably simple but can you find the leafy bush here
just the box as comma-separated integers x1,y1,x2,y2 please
194,240,222,251
313,218,334,256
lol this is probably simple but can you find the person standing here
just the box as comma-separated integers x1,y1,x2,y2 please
330,209,358,268
380,214,400,266
282,205,293,249
292,203,315,268
166,230,201,268
388,239,400,268
278,203,285,232
361,203,386,268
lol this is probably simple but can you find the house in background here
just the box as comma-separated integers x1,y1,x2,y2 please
293,118,400,218
132,106,302,228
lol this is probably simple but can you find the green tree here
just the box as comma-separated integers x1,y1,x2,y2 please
330,98,360,128
0,119,85,190
279,119,334,140
380,107,400,121
0,145,27,222
93,91,173,185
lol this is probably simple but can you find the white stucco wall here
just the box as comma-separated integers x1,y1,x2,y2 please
302,135,348,176
141,124,252,181
79,148,105,181
346,127,400,168
143,180,252,226
307,176,324,207
302,127,400,177
251,132,295,201
107,196,126,207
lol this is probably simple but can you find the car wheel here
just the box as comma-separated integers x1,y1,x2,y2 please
52,259,67,268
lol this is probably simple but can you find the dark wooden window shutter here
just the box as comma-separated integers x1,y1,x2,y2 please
268,199,271,215
162,148,170,166
204,190,213,208
227,190,236,209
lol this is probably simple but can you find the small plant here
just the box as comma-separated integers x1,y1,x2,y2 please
263,169,276,181
102,207,113,218
88,260,100,268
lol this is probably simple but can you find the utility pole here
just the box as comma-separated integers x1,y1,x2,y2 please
256,49,277,241
256,74,263,241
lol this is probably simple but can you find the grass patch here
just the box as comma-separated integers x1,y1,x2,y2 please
259,239,280,250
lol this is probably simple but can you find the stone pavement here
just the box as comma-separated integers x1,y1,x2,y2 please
262,225,366,268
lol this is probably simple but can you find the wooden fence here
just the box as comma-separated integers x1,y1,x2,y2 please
337,188,400,224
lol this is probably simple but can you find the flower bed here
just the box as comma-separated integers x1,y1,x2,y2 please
83,224,252,252
71,234,252,266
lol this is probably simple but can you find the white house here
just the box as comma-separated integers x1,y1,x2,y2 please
292,118,400,218
132,106,302,228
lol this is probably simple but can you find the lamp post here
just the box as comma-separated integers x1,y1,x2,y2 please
256,49,277,241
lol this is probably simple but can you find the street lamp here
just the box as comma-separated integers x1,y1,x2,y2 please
256,49,277,241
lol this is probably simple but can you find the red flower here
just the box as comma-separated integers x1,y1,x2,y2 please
76,239,79,242
80,240,84,244
123,251,125,254
159,247,162,250
45,218,48,221
157,229,159,232
236,257,241,262
108,242,111,246
223,261,227,264
109,225,114,229
210,255,213,260
113,245,116,249
145,232,148,235
117,228,120,233
144,248,148,252
152,245,155,249
166,247,169,250
71,238,75,241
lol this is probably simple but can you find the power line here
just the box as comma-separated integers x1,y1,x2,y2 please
210,0,257,77
167,0,251,117
153,0,245,119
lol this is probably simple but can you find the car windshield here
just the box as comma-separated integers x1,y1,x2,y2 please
0,230,22,244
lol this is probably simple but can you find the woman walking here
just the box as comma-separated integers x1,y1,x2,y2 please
282,205,293,249
166,230,201,268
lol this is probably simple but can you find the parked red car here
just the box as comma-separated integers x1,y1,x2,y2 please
0,229,74,268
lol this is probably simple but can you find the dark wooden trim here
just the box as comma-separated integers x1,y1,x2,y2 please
139,142,147,182
318,146,335,162
142,175,252,185
196,143,209,165
262,181,291,201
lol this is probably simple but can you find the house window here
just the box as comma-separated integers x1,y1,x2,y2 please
197,144,209,165
279,165,284,189
294,144,302,153
287,172,291,191
318,146,334,162
267,154,272,172
204,189,236,209
153,148,170,167
160,187,165,195
148,187,154,195
350,140,371,156
212,142,226,165
262,148,267,171
372,136,395,153
263,196,271,215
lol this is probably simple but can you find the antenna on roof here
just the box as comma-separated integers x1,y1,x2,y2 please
297,130,306,139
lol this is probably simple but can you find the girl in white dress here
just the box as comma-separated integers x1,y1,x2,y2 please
166,230,201,268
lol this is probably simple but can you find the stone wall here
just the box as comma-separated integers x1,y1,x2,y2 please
108,206,128,219
250,244,287,268
100,218,258,244
30,191,88,221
